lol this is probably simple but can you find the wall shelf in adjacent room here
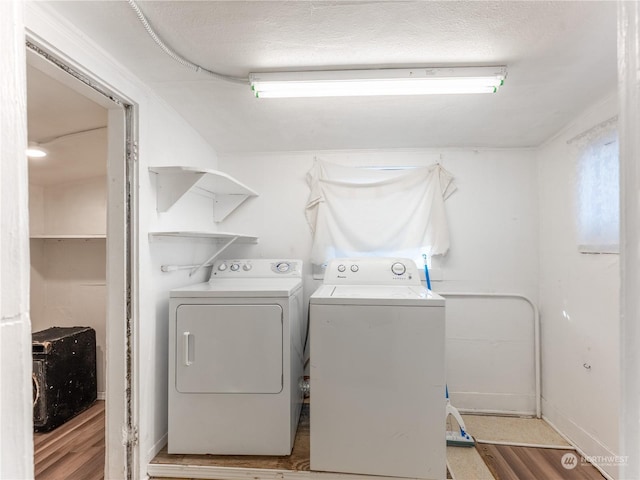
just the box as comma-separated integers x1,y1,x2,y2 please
30,234,107,239
149,166,258,221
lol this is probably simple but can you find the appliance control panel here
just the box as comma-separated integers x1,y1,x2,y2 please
324,258,421,285
209,259,303,279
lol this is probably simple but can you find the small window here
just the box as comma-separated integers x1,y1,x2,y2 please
576,127,619,254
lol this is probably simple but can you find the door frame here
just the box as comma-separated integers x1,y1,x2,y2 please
25,39,139,480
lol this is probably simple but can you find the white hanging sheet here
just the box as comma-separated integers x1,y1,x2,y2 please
305,159,456,265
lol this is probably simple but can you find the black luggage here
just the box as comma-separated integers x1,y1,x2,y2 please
32,326,97,432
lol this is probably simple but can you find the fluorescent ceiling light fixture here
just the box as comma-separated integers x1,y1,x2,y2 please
26,142,48,158
249,66,507,98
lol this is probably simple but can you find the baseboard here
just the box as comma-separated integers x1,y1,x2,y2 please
149,433,168,461
97,391,106,401
458,407,536,417
450,391,536,416
542,398,620,480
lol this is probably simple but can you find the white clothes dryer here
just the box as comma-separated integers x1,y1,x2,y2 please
310,258,446,479
168,259,305,455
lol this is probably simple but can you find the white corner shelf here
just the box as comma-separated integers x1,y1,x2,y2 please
30,234,106,239
149,166,258,221
148,231,258,243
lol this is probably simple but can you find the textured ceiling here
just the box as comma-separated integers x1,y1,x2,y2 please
39,0,617,153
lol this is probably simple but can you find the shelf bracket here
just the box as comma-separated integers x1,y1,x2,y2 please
155,172,204,213
189,236,238,277
214,194,251,222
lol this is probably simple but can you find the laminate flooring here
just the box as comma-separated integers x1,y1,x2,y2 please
476,443,606,480
33,400,105,480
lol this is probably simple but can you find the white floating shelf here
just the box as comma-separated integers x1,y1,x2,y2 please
150,231,259,276
149,166,258,221
30,234,106,239
148,231,258,243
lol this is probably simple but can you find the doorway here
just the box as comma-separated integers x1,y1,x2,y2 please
25,42,136,480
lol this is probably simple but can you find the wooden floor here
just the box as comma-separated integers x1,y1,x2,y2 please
151,404,311,473
150,405,453,479
34,400,105,480
476,442,605,480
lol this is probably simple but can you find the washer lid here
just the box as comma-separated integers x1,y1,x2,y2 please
170,278,302,298
310,284,444,306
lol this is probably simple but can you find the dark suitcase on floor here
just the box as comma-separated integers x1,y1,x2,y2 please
32,326,97,432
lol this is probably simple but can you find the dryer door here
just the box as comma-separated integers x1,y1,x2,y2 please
176,304,283,394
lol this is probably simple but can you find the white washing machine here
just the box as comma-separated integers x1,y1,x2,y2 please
168,259,305,455
310,258,446,480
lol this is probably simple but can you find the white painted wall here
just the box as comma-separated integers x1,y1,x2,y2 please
218,148,540,414
537,90,619,478
141,112,223,467
26,4,223,478
29,183,45,235
42,176,107,235
29,177,107,393
0,1,34,478
30,238,107,391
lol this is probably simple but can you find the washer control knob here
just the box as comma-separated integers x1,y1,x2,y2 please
218,263,228,271
391,262,406,276
243,263,252,271
337,264,346,273
230,263,240,272
276,262,290,273
350,264,359,272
